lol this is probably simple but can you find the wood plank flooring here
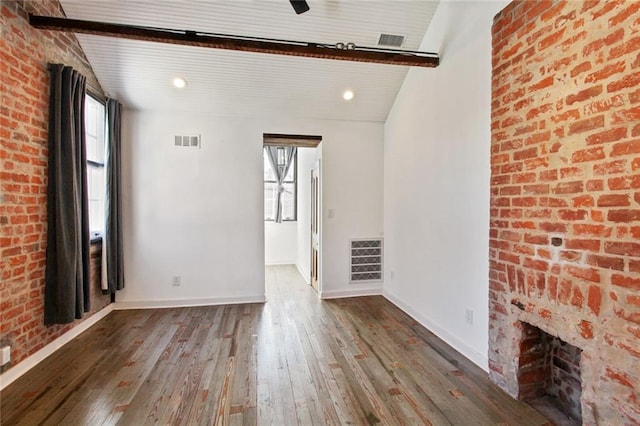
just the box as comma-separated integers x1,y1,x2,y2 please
1,265,550,425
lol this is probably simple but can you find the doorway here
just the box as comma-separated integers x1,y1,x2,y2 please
263,134,322,294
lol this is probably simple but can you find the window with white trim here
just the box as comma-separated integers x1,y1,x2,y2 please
264,147,297,221
84,95,106,239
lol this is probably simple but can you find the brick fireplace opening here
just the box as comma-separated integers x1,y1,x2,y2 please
518,322,582,424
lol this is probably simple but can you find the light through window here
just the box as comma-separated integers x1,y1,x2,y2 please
264,148,296,221
85,95,106,239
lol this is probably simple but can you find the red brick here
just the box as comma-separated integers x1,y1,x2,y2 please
587,285,602,315
528,76,555,93
608,175,640,190
558,279,572,304
586,127,628,145
538,27,566,51
512,197,537,207
525,104,554,120
499,251,521,265
566,85,603,104
608,72,640,93
605,242,640,256
553,181,584,194
568,115,605,135
609,1,640,26
585,95,625,114
587,179,604,191
524,234,548,245
573,224,612,237
611,140,640,157
571,146,605,163
578,320,594,339
571,61,592,77
612,106,640,124
609,37,640,60
571,286,585,308
598,194,630,207
551,109,580,123
586,254,625,271
566,266,600,284
593,160,627,175
539,170,557,182
613,274,640,292
539,222,567,233
523,183,549,194
605,367,634,388
572,195,595,207
608,209,640,222
523,258,548,272
560,167,583,179
566,239,600,251
586,62,626,84
558,209,588,221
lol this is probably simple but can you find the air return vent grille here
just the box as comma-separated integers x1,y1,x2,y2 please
350,239,383,282
377,33,405,48
174,135,201,148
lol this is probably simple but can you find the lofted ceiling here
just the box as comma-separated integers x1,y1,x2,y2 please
58,0,439,122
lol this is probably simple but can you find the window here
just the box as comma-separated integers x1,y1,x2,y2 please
264,147,296,221
84,95,106,239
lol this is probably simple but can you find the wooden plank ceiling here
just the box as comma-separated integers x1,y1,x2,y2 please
58,0,440,122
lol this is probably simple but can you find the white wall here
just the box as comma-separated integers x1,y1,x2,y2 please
121,111,383,305
265,221,297,265
120,112,265,306
321,124,384,298
383,0,509,370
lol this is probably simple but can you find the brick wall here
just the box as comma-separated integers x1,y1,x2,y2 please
1,0,110,372
489,1,640,424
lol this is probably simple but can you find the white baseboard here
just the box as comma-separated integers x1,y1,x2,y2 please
321,286,382,299
0,303,115,391
114,295,266,310
264,261,296,266
383,289,488,372
296,263,310,284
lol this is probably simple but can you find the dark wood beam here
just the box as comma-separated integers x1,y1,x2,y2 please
29,15,439,68
263,133,322,148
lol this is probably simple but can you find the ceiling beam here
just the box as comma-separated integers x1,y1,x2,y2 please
29,15,439,68
264,133,322,148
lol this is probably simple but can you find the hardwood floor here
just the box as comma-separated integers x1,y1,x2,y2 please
1,265,550,425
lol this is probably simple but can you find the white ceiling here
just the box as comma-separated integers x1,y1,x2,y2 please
59,0,439,122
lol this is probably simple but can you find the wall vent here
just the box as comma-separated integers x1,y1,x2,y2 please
377,33,405,48
350,238,383,282
174,134,201,148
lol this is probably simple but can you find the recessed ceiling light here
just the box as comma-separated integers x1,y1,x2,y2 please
173,77,187,89
343,90,354,101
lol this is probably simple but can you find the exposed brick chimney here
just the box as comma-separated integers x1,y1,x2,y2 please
489,1,640,424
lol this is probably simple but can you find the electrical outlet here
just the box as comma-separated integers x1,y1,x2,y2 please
390,270,395,280
1,346,10,366
172,275,181,286
465,309,474,325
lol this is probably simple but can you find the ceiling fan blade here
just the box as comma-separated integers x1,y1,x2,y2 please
289,0,310,15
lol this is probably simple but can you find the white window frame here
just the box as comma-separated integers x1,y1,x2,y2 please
84,94,106,240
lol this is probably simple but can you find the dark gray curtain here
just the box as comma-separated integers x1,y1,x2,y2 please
104,98,125,294
265,146,296,223
44,64,90,325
